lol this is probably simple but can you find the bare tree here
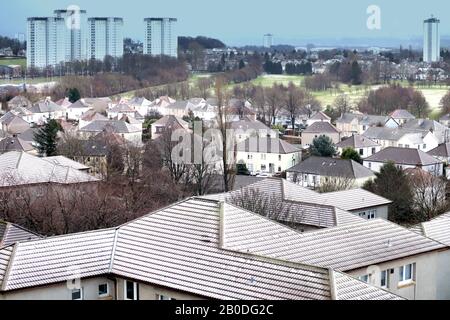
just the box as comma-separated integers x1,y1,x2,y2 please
215,77,236,192
285,82,306,130
265,84,282,125
408,171,449,220
317,177,356,193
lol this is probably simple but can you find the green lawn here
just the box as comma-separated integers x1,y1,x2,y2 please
0,76,60,85
0,57,26,68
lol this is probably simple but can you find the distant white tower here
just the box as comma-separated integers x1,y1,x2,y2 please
87,17,124,61
263,34,273,48
27,17,67,68
144,18,178,58
423,16,440,63
54,9,88,61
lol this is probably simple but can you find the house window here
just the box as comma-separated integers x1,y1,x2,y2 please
98,283,109,297
359,275,369,283
381,270,389,288
359,149,364,156
157,294,176,300
72,288,83,300
278,155,282,161
261,154,266,160
423,144,426,150
405,144,410,148
371,148,376,155
247,154,252,160
399,263,414,285
367,210,376,220
261,164,267,171
124,280,138,300
368,162,372,169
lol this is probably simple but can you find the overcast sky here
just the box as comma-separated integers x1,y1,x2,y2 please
0,0,448,46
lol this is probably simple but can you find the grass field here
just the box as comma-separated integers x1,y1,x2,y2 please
246,74,450,113
0,57,26,68
0,76,60,85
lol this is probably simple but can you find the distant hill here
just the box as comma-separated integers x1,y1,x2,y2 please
178,36,226,50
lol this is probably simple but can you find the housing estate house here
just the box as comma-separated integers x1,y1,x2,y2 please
1,188,447,300
163,101,193,118
0,151,99,203
0,112,30,135
363,147,444,176
336,113,390,137
79,120,143,144
28,98,66,125
363,127,439,152
286,156,375,190
212,178,391,223
106,103,137,120
73,133,126,178
230,118,277,144
7,96,31,110
301,121,341,147
0,221,41,247
306,111,331,126
390,109,416,125
0,197,407,300
236,137,301,174
401,119,450,145
148,96,176,116
0,136,35,154
428,143,450,178
78,110,108,129
66,99,91,121
411,212,450,246
336,134,381,158
150,115,191,140
128,97,152,117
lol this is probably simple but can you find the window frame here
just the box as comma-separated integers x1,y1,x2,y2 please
98,283,109,298
71,287,83,301
399,263,414,286
380,270,389,288
124,280,138,300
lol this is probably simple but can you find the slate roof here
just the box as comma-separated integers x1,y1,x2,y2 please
428,143,450,158
236,137,300,154
42,156,90,171
7,96,31,109
0,151,99,187
68,99,90,109
79,120,142,134
0,198,404,300
287,157,375,179
365,147,441,166
203,179,364,229
309,111,331,121
303,122,340,134
336,135,380,149
230,119,273,132
0,136,34,153
0,221,41,247
152,115,190,131
410,213,450,246
390,109,415,119
29,100,65,113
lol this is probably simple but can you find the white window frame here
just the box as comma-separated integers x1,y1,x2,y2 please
399,263,414,286
358,275,369,283
98,283,109,298
124,280,138,300
367,210,376,220
380,270,389,288
72,288,83,300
